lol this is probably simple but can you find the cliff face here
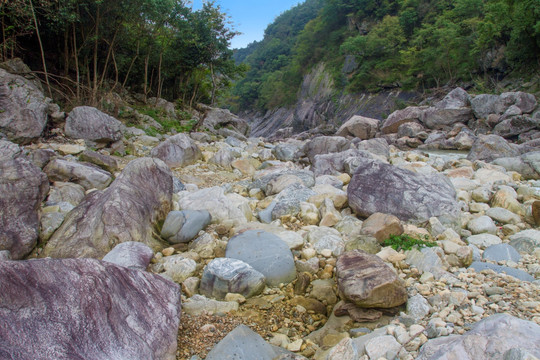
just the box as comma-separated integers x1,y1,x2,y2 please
245,63,420,139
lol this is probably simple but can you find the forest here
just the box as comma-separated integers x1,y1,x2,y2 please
230,0,540,112
0,0,244,108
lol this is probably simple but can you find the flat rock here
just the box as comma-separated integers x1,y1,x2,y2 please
200,258,266,300
152,254,197,283
161,210,211,244
65,106,124,143
486,207,521,224
42,158,172,259
150,133,202,168
226,230,296,286
469,262,534,282
0,258,181,360
482,244,521,263
312,149,374,176
102,241,154,271
417,314,540,360
302,136,351,163
205,324,279,360
467,215,497,235
336,250,407,308
509,229,540,253
347,157,460,226
0,141,49,259
467,135,521,162
467,233,502,249
79,150,119,173
182,294,239,316
44,158,113,190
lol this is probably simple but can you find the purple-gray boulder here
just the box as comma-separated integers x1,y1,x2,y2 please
65,106,124,143
0,258,181,360
150,133,202,168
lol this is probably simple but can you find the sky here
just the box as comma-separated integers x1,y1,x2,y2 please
191,0,304,49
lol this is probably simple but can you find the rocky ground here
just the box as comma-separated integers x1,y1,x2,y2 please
1,60,540,360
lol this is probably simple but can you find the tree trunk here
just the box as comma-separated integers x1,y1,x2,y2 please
143,53,150,102
157,51,163,100
99,27,119,90
122,40,139,88
210,63,216,106
91,3,101,105
29,0,52,98
72,24,80,101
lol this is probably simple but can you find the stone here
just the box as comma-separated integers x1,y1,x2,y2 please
469,262,534,282
161,210,211,244
405,247,448,277
467,135,521,162
417,314,540,360
494,115,539,138
509,230,540,253
44,158,113,190
234,223,304,250
200,106,250,136
311,149,374,176
205,325,280,360
504,349,540,360
493,152,540,180
46,181,86,206
226,230,296,286
407,294,431,321
182,294,239,316
365,335,402,360
42,158,172,259
471,94,501,119
466,234,502,249
150,133,202,168
398,122,425,138
302,136,351,163
178,186,250,226
336,250,407,308
311,279,338,305
306,226,346,256
272,142,301,161
268,183,316,221
267,174,305,195
200,258,266,300
482,243,521,263
0,69,49,144
382,106,427,134
79,150,119,173
65,106,124,143
336,115,379,140
0,258,181,360
467,215,497,235
153,254,197,283
102,241,154,271
347,157,460,226
486,207,521,224
499,92,538,114
360,212,404,243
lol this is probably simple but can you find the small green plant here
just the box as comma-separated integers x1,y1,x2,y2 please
382,234,436,251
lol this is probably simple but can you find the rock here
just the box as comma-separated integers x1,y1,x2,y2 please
307,226,346,256
336,115,379,140
39,211,65,241
405,247,448,277
347,157,460,226
486,207,521,224
504,348,540,360
65,106,124,143
360,212,404,243
0,68,49,144
417,314,540,360
336,250,407,308
161,210,211,244
482,243,521,263
205,325,279,360
0,258,181,360
302,136,351,163
311,279,338,305
234,223,304,250
466,233,502,249
467,135,521,162
266,183,316,221
398,122,425,138
273,142,301,161
382,106,427,134
267,174,305,195
226,230,296,286
153,254,197,283
46,182,86,207
469,262,534,282
491,187,525,216
493,152,540,180
290,296,327,315
365,335,402,360
312,149,374,176
79,150,119,173
182,294,239,315
494,115,539,138
178,186,250,226
355,137,391,159
200,258,266,300
0,142,49,259
200,106,250,136
471,94,501,119
44,158,113,190
407,294,431,321
148,97,176,117
150,133,202,168
467,215,497,235
508,230,540,253
102,241,154,271
209,146,238,169
499,92,538,114
42,158,172,259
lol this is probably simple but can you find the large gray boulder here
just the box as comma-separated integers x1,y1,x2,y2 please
226,230,296,286
200,106,250,136
421,88,473,130
381,106,427,134
150,133,202,168
161,210,212,244
492,151,540,180
200,258,266,300
65,106,124,143
102,241,154,271
302,136,351,163
471,94,502,119
336,250,408,308
41,158,173,259
0,68,49,144
417,314,540,360
312,149,374,176
494,115,539,138
467,134,521,162
347,157,460,226
0,258,181,360
44,158,113,190
336,115,379,140
0,141,49,259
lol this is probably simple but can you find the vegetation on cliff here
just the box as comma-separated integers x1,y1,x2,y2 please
230,0,540,112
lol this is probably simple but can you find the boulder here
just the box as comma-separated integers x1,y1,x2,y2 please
421,107,472,130
200,106,250,136
360,212,404,243
382,106,427,134
499,92,538,114
0,68,49,144
493,152,540,180
347,157,460,226
336,250,408,308
469,261,534,282
150,133,202,168
355,137,391,159
494,115,539,138
467,135,521,162
467,215,497,235
226,230,296,286
79,150,119,173
302,136,351,163
471,94,501,119
417,314,540,360
161,210,212,244
65,106,124,143
467,234,502,249
272,142,301,161
200,258,266,300
206,325,282,360
0,141,49,259
152,255,197,283
336,115,379,140
102,241,154,271
312,149,374,176
44,158,113,190
482,243,521,263
509,229,540,253
0,258,181,360
41,158,173,259
397,122,425,138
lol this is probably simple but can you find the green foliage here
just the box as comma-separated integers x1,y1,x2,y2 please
382,234,436,251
